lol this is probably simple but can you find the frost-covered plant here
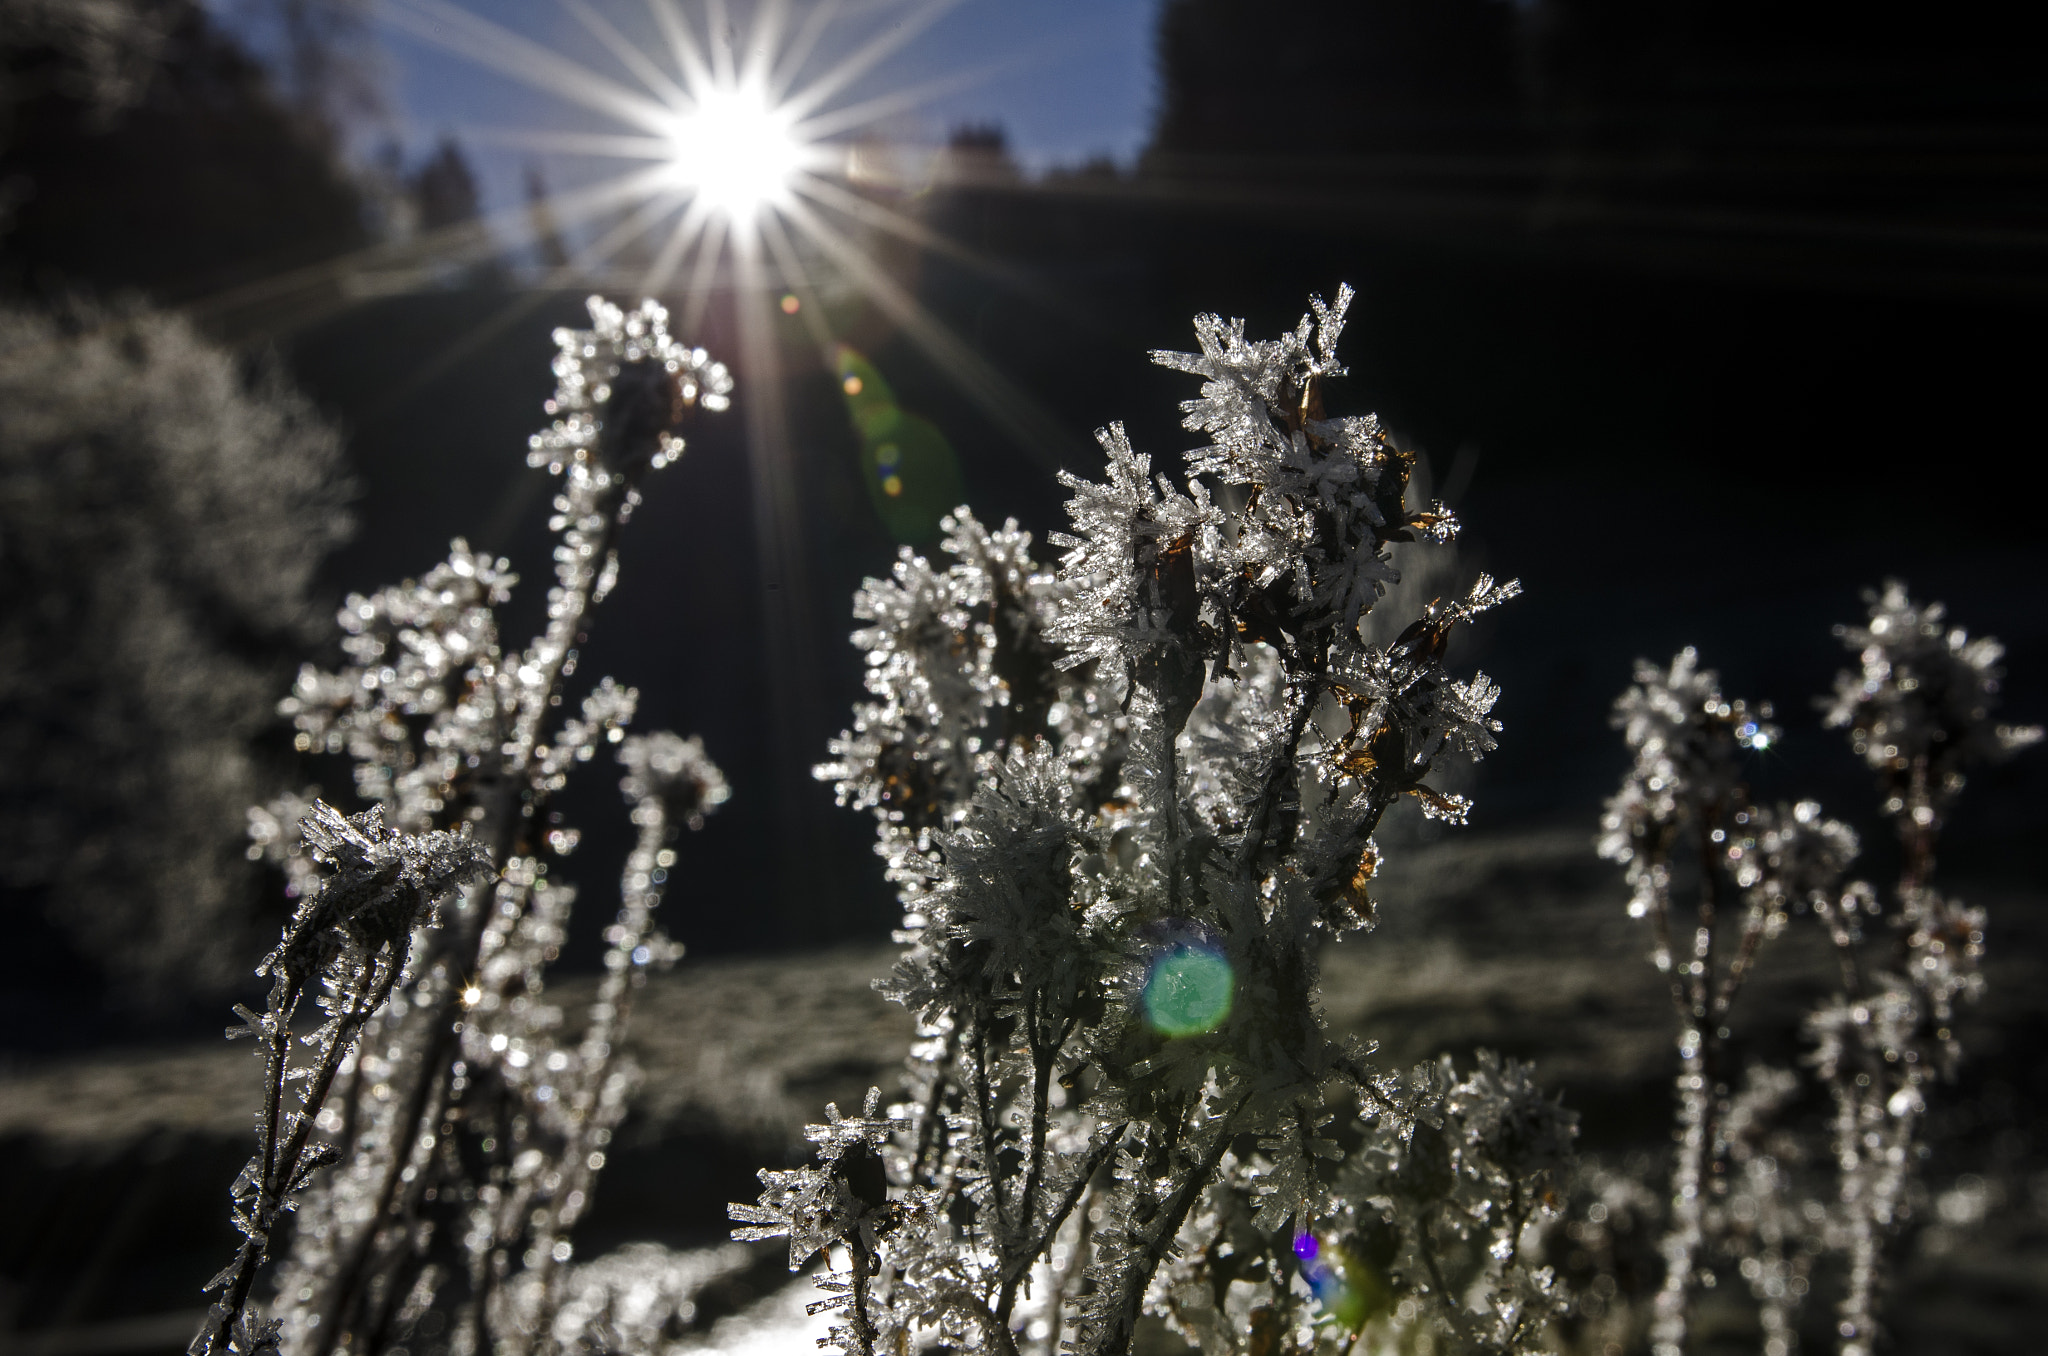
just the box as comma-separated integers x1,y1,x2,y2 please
193,297,732,1356
746,288,1574,1355
1597,583,2038,1356
1597,651,1825,1356
191,802,493,1356
1806,583,2037,1356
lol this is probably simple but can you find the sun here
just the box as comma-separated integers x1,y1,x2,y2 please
663,82,806,221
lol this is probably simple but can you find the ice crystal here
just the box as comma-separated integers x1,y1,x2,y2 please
619,730,731,830
767,289,1561,1356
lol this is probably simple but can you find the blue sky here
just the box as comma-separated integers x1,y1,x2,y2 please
224,1,1163,217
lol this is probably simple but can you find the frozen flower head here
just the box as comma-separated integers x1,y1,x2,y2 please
1048,423,1214,704
1602,649,1776,850
731,1088,901,1271
780,289,1565,1356
1732,799,1859,914
1148,285,1455,643
528,296,733,476
270,801,492,981
1158,286,1352,448
1823,580,2042,823
1446,1050,1580,1181
618,731,730,831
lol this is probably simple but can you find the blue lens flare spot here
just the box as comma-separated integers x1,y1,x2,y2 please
1142,944,1234,1037
1294,1238,1386,1335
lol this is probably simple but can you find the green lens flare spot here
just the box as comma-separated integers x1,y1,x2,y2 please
836,343,959,544
1142,946,1234,1037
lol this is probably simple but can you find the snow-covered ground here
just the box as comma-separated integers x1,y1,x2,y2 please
673,1274,834,1355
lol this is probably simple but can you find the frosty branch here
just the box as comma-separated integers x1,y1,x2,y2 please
193,805,491,1356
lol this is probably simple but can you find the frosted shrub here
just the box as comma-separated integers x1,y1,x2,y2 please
739,289,1576,1355
193,298,732,1356
1,298,352,1004
1598,584,2039,1356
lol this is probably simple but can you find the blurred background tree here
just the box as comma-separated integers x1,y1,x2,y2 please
0,0,366,1032
0,0,369,307
0,300,352,1021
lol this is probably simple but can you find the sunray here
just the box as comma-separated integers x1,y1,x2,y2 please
731,228,823,714
777,0,957,124
643,196,718,295
502,161,688,252
767,0,839,97
755,208,837,350
572,190,688,276
644,0,716,94
779,194,1079,474
342,189,706,440
737,0,790,87
182,161,679,333
789,171,1117,337
788,59,1012,143
729,225,834,909
560,0,692,110
680,212,732,335
420,126,674,160
381,0,675,134
706,0,736,85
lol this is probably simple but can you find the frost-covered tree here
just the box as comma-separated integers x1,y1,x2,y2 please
0,0,162,138
0,298,351,1005
1596,584,2039,1356
192,297,734,1356
742,289,1576,1355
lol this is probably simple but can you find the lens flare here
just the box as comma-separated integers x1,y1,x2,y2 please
1293,1235,1388,1335
835,344,963,542
1142,943,1234,1037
